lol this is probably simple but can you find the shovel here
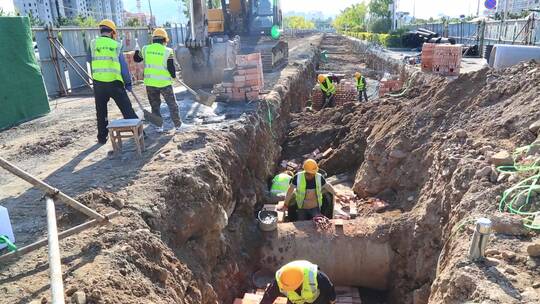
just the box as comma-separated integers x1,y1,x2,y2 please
130,91,163,127
176,79,216,107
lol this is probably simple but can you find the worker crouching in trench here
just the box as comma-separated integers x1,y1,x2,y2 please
280,159,343,221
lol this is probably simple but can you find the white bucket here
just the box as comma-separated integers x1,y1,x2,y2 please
0,206,15,250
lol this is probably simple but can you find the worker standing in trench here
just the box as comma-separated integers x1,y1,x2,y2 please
355,72,368,102
260,260,337,304
270,170,294,201
282,159,343,221
317,74,336,108
134,28,182,133
91,19,138,144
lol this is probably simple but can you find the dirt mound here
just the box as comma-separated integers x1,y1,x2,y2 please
284,61,540,303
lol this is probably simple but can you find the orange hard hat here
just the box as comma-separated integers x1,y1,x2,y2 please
317,74,326,83
278,266,304,291
303,159,319,174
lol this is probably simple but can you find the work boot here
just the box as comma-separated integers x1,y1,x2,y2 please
98,137,108,145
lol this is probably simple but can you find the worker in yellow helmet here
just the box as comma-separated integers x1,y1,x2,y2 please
282,159,343,221
317,74,336,108
261,260,336,304
91,19,138,144
354,72,368,102
134,28,182,133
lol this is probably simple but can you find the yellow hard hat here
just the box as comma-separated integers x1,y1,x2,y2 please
303,159,319,174
278,266,304,291
99,19,117,33
354,72,361,79
317,74,326,83
152,28,169,42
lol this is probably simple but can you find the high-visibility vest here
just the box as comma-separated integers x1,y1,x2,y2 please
91,37,123,83
320,78,335,97
142,43,173,88
295,171,323,209
276,260,320,304
356,76,366,91
271,173,292,195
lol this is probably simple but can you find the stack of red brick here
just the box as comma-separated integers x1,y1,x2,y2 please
235,286,361,303
379,78,403,96
124,51,144,81
432,44,462,76
334,81,358,106
421,43,435,72
219,53,264,101
311,81,358,111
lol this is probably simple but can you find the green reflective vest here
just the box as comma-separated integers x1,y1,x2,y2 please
142,43,173,88
91,37,123,83
356,76,366,91
271,173,292,195
295,171,323,209
320,78,336,97
276,260,320,304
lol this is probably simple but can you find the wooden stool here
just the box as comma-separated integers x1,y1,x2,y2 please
107,119,144,156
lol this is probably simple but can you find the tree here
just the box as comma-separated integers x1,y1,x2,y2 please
27,12,44,27
283,16,315,30
333,3,368,32
126,17,142,27
73,15,98,27
369,0,393,19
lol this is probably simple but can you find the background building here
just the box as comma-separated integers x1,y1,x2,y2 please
496,0,540,15
13,0,124,25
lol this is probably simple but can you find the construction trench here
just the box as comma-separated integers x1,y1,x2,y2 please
1,33,540,304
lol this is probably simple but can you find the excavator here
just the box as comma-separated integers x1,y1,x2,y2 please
176,0,288,88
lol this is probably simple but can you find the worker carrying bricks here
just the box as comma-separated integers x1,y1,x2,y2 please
261,260,336,304
282,159,343,221
354,72,368,102
91,19,138,144
134,28,182,133
317,74,336,108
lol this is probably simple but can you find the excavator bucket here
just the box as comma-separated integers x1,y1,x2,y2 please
176,38,239,89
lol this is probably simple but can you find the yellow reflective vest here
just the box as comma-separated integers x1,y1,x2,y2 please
142,43,173,88
295,171,323,209
91,37,123,83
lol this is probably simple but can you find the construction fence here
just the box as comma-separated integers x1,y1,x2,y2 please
407,15,540,50
32,24,187,97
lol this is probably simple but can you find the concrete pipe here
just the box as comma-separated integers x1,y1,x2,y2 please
260,218,392,290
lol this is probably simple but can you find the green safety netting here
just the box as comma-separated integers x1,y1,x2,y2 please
0,16,49,130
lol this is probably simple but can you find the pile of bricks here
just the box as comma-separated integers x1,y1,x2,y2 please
235,286,362,303
378,78,403,97
334,81,358,106
432,44,462,76
215,53,264,101
124,51,144,82
311,81,358,111
421,43,435,72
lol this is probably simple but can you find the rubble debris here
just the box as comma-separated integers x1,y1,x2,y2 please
313,215,332,231
489,150,513,167
526,242,540,257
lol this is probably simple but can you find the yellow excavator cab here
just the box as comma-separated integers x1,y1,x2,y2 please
207,8,224,34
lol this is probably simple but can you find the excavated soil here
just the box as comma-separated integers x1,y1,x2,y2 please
283,55,540,303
